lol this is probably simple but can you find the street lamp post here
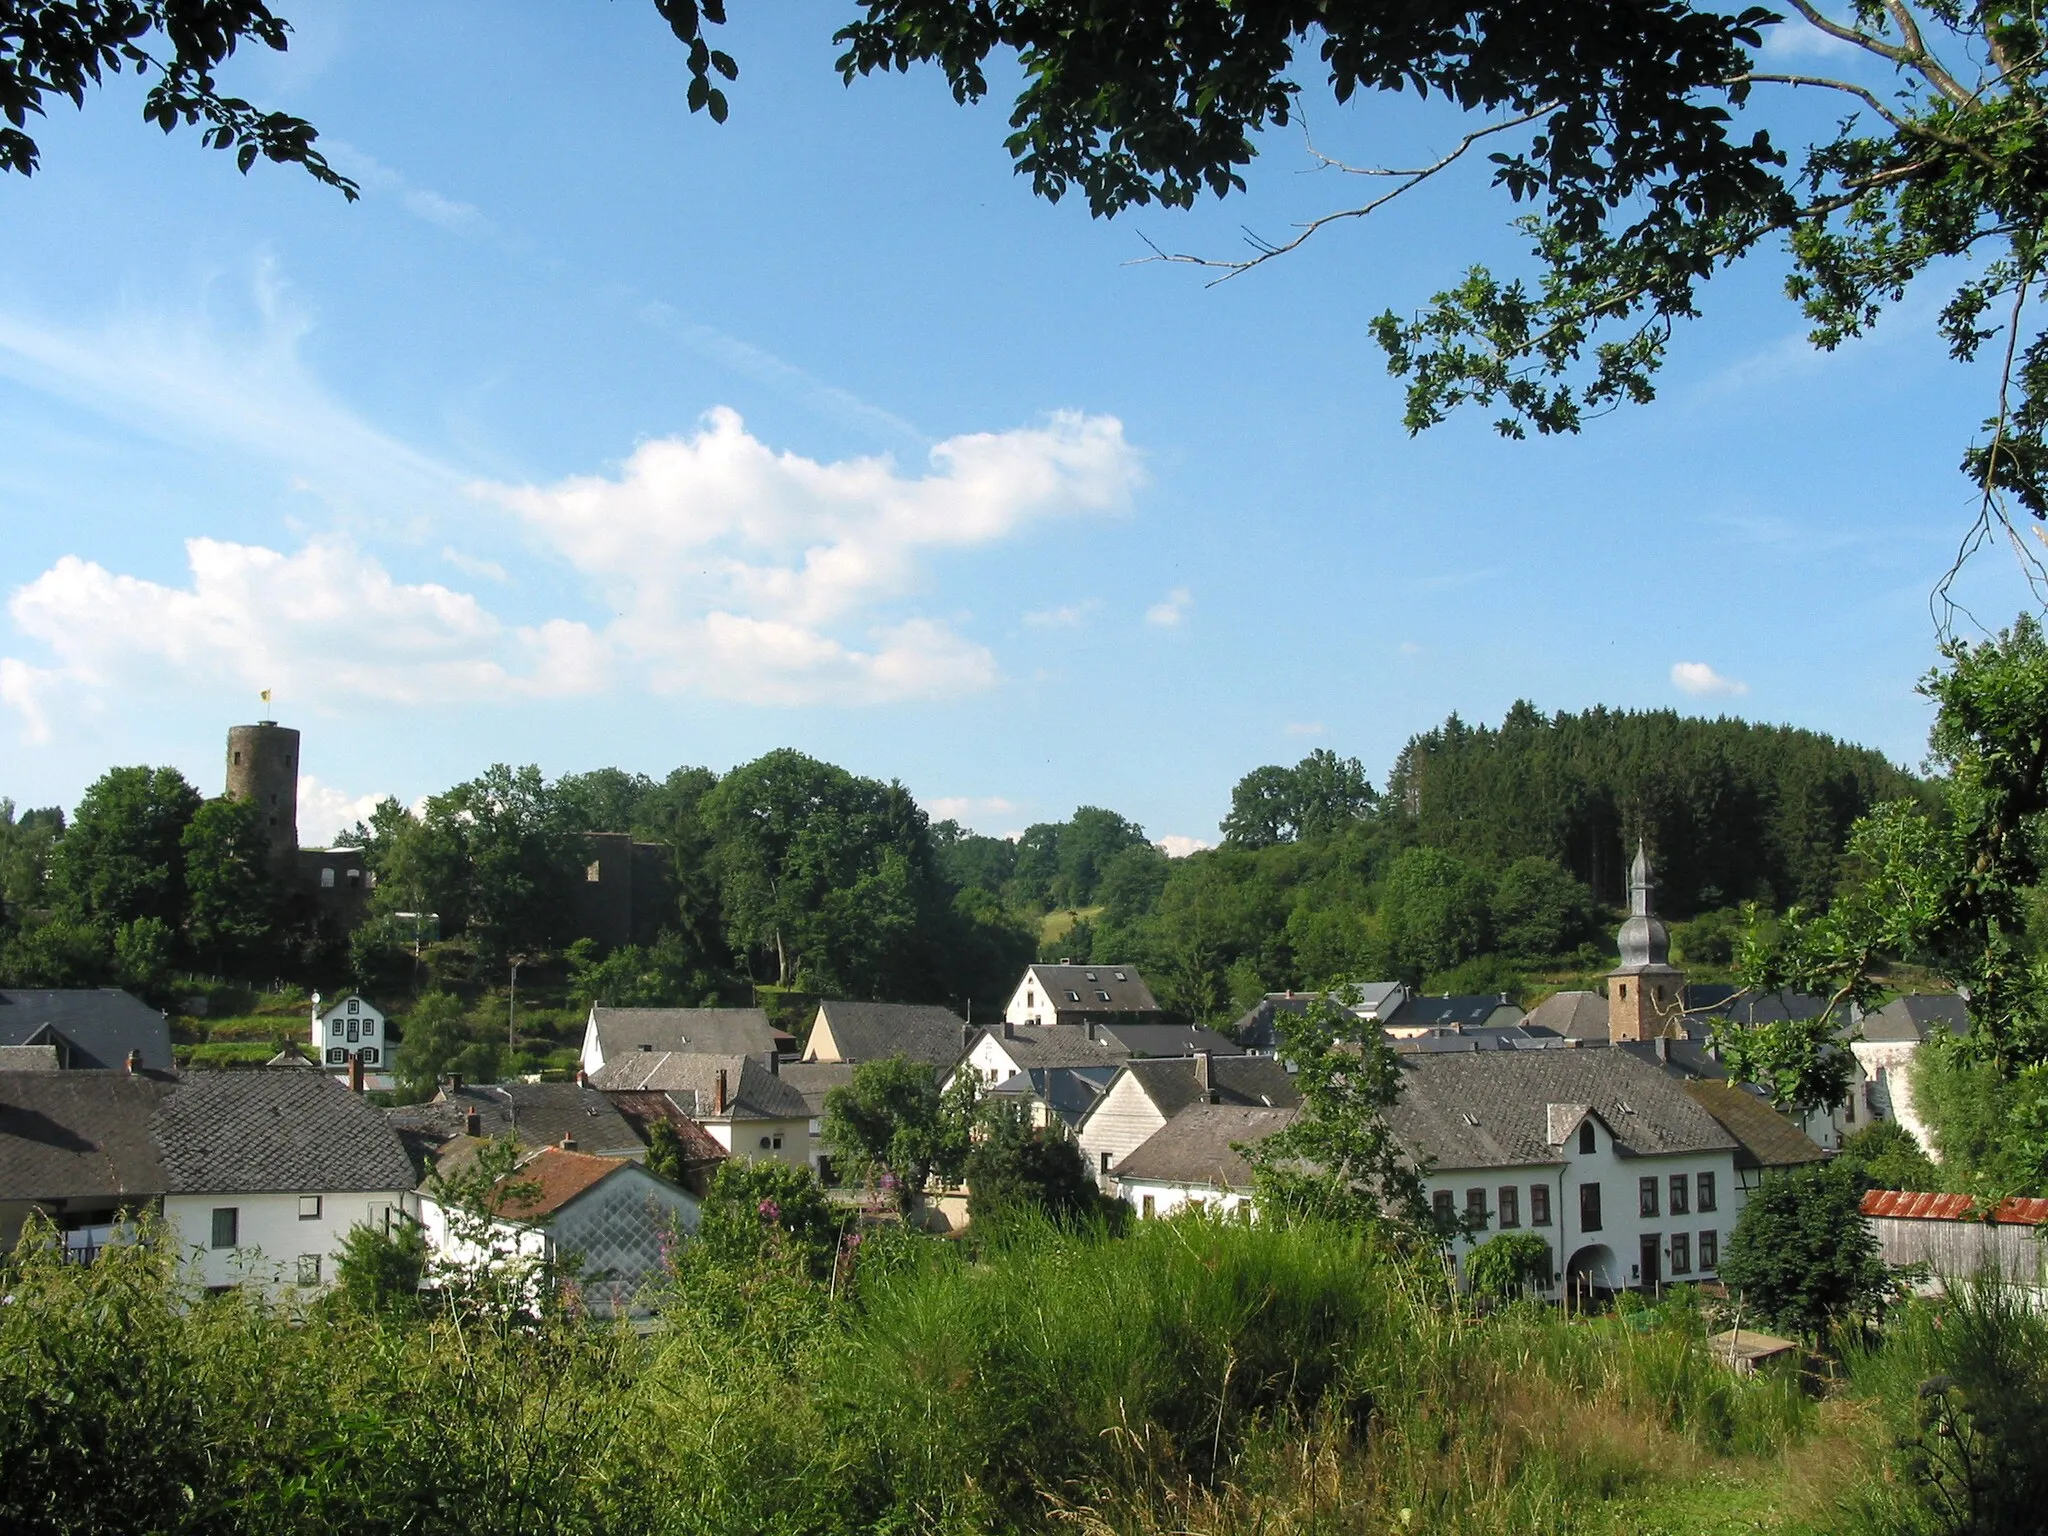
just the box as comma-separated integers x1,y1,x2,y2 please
508,953,529,1053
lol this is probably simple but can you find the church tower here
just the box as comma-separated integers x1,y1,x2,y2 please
225,719,301,879
1607,840,1685,1042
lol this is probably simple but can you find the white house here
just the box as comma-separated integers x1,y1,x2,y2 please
1003,964,1161,1029
312,992,394,1091
587,1051,813,1169
945,1022,1130,1101
1386,1050,1752,1299
416,1145,699,1314
1077,1053,1300,1189
1850,994,1969,1155
149,1068,416,1293
1112,1103,1295,1220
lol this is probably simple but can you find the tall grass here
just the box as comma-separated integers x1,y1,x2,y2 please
1,1211,1856,1536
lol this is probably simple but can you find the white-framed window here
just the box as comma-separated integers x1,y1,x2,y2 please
347,999,359,1015
298,1195,322,1220
326,1048,348,1065
331,1020,343,1037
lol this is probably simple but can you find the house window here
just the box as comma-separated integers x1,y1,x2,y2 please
1100,1151,1112,1175
1027,990,1035,1006
1498,1186,1520,1228
346,869,361,888
320,867,335,888
1066,990,1080,1002
1669,1175,1690,1216
1844,1094,1856,1124
586,861,602,882
1432,1189,1454,1224
1114,970,1127,980
1639,1177,1659,1218
1096,991,1111,1002
348,998,359,1014
1578,1122,1596,1154
347,1020,359,1043
1579,1183,1602,1232
1699,1229,1719,1270
1085,972,1098,982
1141,1195,1156,1219
359,1047,378,1065
326,1048,347,1065
296,1254,322,1286
771,1135,784,1150
1530,1184,1551,1226
1669,1233,1692,1275
331,1020,343,1037
1697,1172,1718,1212
758,1136,772,1149
1465,1188,1487,1229
210,1208,239,1249
298,1195,322,1220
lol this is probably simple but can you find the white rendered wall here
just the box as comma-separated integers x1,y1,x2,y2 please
165,1188,409,1293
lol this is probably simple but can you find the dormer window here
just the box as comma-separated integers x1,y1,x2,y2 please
1114,971,1127,981
1066,990,1080,1002
1085,971,1098,982
1096,991,1111,1002
1578,1122,1596,1154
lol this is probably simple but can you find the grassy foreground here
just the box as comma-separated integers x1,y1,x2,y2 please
0,1213,2028,1535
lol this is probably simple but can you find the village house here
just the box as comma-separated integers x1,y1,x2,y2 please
0,986,173,1071
776,1061,856,1181
1112,1103,1296,1220
948,1021,1134,1093
1003,963,1163,1029
1386,1049,1747,1300
588,1051,812,1169
1851,994,1969,1152
415,1144,699,1314
386,1079,650,1168
578,1005,785,1078
1077,1052,1300,1189
311,992,394,1091
1381,993,1525,1037
1229,983,1411,1054
800,1000,970,1069
0,1063,416,1293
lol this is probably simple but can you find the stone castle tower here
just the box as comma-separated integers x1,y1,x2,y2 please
1607,840,1685,1042
225,720,300,878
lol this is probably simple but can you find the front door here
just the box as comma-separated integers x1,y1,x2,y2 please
1640,1234,1661,1293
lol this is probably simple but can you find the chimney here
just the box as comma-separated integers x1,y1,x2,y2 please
348,1054,364,1094
768,1054,780,1076
575,1068,588,1087
1195,1049,1215,1103
1656,1037,1671,1064
1085,1020,1096,1042
1002,1019,1015,1040
714,1068,729,1116
443,1072,461,1096
962,1023,973,1053
464,1107,482,1136
559,1135,576,1151
124,1049,141,1075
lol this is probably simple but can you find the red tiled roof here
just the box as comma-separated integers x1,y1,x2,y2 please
1860,1189,2048,1225
492,1147,629,1220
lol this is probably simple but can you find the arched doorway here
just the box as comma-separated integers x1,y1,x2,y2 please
1565,1244,1617,1313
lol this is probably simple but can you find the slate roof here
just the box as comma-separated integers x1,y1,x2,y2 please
387,1083,646,1158
0,988,173,1070
1113,1104,1296,1188
589,1052,811,1120
1113,1055,1302,1121
152,1069,416,1195
978,1024,1131,1070
776,1061,857,1116
1863,1189,2048,1225
1683,985,1830,1029
1680,1080,1826,1170
990,1064,1119,1128
1520,990,1611,1041
589,1007,782,1061
1383,1051,1740,1172
808,1000,969,1067
1860,994,1971,1043
1383,994,1522,1032
1390,1025,1553,1054
1094,1023,1244,1058
1230,985,1409,1047
0,1045,62,1071
602,1092,729,1168
1024,964,1162,1014
0,1069,173,1202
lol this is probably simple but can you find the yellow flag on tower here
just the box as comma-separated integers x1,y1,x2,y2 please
260,689,272,705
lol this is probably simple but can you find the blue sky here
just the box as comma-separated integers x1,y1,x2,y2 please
0,4,2032,850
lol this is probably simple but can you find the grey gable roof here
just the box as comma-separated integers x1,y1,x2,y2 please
1026,964,1161,1014
589,1052,811,1120
1520,990,1610,1040
1384,994,1519,1031
1384,1051,1739,1172
152,1070,416,1195
811,1000,968,1067
1114,1103,1296,1188
777,1061,857,1116
591,1007,782,1060
1117,1056,1301,1120
386,1083,646,1157
0,989,173,1070
991,1064,1120,1128
0,1069,173,1202
981,1024,1130,1069
1094,1023,1243,1058
1861,993,1971,1043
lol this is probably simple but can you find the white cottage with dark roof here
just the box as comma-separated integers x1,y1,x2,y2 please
312,992,392,1089
1004,964,1161,1028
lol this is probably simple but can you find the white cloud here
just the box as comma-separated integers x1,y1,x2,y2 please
0,657,56,745
481,406,1142,705
1671,661,1750,698
926,795,1020,827
2,537,607,722
326,141,490,235
1146,586,1192,627
441,546,508,582
1285,721,1326,737
1156,835,1210,858
298,775,391,847
1024,600,1099,629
